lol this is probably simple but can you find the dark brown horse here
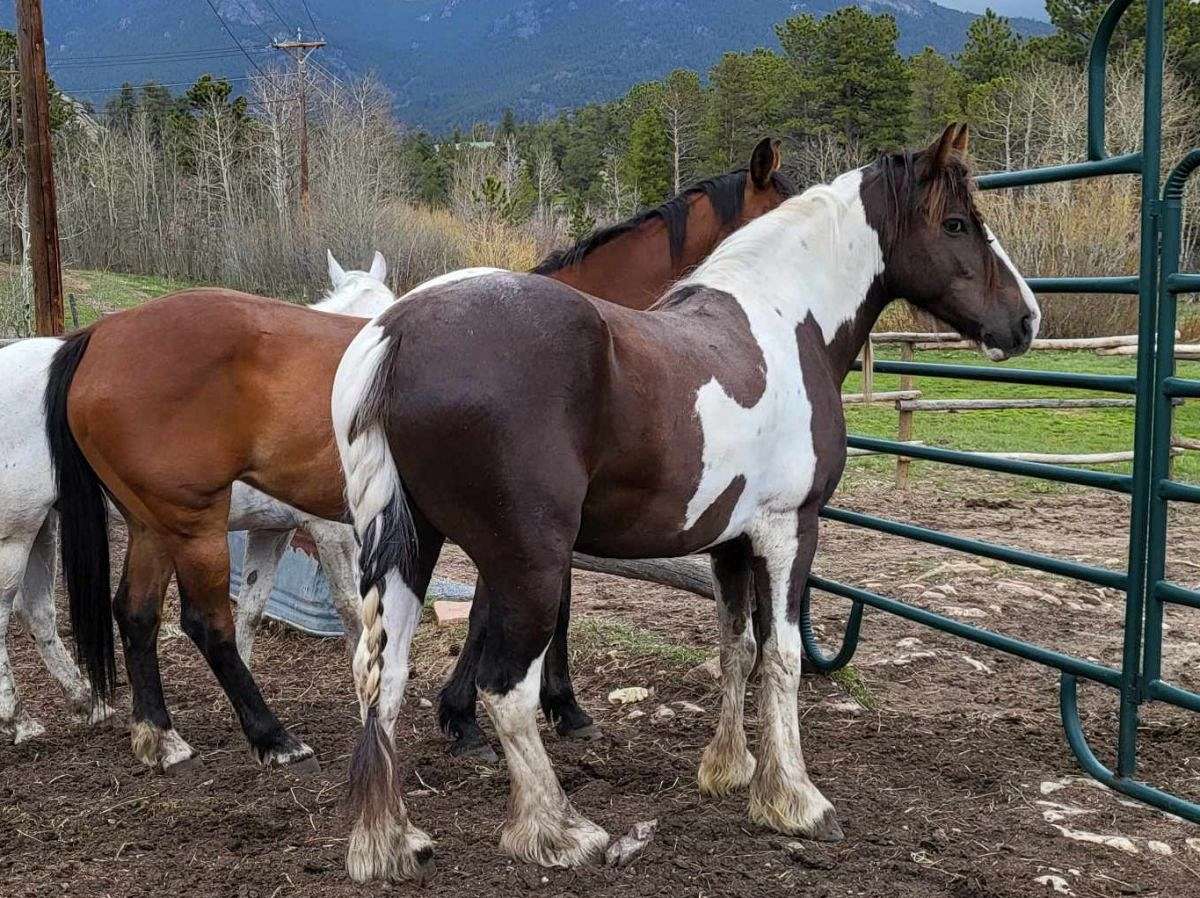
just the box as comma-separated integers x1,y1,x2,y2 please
334,125,1040,881
44,141,795,772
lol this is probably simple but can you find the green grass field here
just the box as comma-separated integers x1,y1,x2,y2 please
842,346,1200,488
62,269,189,326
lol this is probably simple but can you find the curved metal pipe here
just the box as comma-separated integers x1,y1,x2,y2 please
798,584,863,673
1087,0,1137,160
1059,673,1200,822
1164,149,1200,202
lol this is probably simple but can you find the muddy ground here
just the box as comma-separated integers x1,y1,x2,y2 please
2,475,1200,897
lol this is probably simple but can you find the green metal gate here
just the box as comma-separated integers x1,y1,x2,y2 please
800,0,1200,822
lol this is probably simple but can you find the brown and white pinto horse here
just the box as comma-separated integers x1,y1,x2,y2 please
443,138,796,758
43,141,794,773
333,125,1040,880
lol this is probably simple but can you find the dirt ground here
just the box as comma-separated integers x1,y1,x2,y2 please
3,475,1200,897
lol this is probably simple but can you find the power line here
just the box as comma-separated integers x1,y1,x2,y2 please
259,0,293,30
49,46,266,63
298,0,323,39
205,0,268,76
232,0,280,43
51,49,272,70
67,75,256,96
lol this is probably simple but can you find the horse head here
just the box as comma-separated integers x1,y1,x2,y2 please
862,124,1040,360
318,250,395,317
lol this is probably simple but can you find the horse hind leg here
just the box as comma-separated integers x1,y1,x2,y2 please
0,536,45,744
477,560,608,868
170,530,316,773
305,519,363,658
437,576,499,762
116,526,199,772
698,538,758,796
233,528,293,667
539,573,598,741
17,513,120,727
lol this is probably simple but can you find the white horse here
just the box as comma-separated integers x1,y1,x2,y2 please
0,251,392,744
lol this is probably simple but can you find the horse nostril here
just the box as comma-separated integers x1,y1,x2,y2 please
1020,313,1033,339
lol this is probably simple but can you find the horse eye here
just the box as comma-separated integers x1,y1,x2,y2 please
943,218,967,235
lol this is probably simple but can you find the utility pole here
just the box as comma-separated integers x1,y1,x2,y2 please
15,0,62,336
272,29,324,215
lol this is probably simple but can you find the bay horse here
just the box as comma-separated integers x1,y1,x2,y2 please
0,252,388,748
333,124,1040,880
44,141,795,772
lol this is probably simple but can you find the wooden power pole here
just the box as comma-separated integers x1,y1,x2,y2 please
15,0,62,336
272,30,324,214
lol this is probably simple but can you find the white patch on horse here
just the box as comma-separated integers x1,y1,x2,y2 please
401,267,506,299
679,171,883,541
985,225,1040,337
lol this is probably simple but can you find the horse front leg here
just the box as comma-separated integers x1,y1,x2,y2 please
18,514,118,726
0,534,45,744
698,537,757,796
747,510,842,841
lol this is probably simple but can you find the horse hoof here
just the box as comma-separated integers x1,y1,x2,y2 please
810,808,844,843
162,753,204,777
12,718,47,745
559,722,602,742
450,737,499,764
86,702,123,729
800,655,818,677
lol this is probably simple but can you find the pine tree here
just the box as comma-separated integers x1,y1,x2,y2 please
959,10,1027,86
623,107,671,205
776,9,910,151
908,47,965,143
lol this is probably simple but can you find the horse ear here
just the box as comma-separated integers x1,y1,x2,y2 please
952,123,970,156
368,251,387,282
750,137,781,190
929,122,965,171
327,250,347,288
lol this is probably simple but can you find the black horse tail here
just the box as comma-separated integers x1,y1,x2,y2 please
44,328,116,705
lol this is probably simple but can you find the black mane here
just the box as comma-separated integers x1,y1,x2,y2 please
532,169,797,275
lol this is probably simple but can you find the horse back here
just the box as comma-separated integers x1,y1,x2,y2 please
69,288,363,522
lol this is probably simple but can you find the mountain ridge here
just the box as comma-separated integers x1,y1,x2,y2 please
2,1,1053,130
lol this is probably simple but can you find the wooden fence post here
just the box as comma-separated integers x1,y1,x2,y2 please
895,339,915,488
15,0,63,336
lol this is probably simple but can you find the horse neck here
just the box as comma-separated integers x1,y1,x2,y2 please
683,171,888,383
550,193,721,310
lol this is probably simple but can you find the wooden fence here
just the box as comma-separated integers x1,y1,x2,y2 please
848,332,1195,486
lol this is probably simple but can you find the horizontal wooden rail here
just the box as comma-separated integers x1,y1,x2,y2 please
1098,343,1200,358
842,389,920,405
